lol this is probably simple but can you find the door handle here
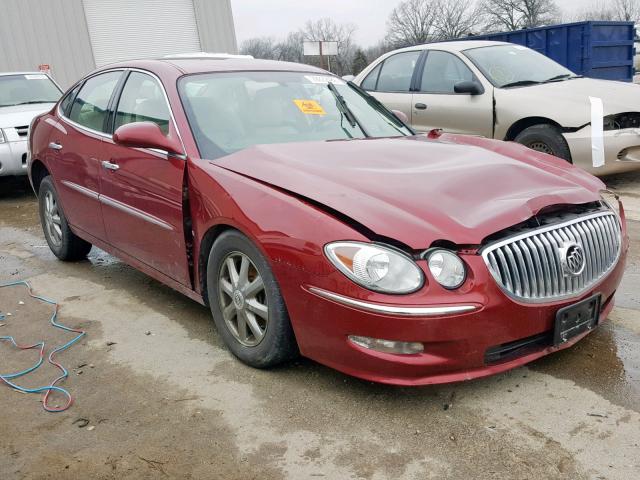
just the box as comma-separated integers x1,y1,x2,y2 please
415,103,427,110
101,160,120,171
48,142,63,150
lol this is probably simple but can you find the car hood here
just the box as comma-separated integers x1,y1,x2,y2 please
211,135,605,248
495,78,640,127
0,103,55,129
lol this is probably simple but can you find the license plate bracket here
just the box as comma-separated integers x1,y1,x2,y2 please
554,294,601,345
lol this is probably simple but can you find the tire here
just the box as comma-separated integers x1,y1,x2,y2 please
514,124,572,162
38,176,92,261
206,230,298,368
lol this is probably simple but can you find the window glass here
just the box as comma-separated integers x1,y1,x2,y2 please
68,71,121,132
60,83,81,117
361,63,382,91
464,45,574,88
420,51,474,93
0,74,61,107
178,71,411,160
376,51,420,92
114,72,171,135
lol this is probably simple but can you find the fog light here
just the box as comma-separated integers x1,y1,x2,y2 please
348,335,424,354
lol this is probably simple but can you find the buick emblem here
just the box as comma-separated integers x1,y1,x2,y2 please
559,242,586,277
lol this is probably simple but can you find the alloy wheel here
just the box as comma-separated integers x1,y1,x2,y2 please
218,251,269,347
44,190,63,247
528,141,555,156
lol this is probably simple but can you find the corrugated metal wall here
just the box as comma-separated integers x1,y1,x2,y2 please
83,0,203,66
0,0,95,88
193,0,238,54
0,0,237,89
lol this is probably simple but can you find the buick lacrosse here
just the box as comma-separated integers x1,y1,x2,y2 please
28,57,628,385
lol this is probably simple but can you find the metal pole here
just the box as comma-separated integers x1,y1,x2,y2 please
319,41,324,70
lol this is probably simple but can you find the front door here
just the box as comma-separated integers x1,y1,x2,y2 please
99,71,190,286
360,50,422,125
51,70,123,240
411,50,493,137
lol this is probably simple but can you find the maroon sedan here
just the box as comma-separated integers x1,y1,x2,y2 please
28,57,628,385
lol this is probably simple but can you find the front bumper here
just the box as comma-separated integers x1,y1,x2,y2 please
564,127,640,176
279,233,628,386
0,140,29,176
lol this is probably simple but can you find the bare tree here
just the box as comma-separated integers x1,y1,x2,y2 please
302,18,357,75
613,0,640,22
572,0,640,23
435,0,485,39
239,37,279,60
277,31,305,63
482,0,560,32
386,0,441,47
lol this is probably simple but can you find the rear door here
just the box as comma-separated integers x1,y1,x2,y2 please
100,70,190,285
51,70,123,240
411,50,493,136
359,50,421,123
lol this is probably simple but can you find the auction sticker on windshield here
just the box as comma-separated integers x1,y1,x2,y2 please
294,99,326,115
304,75,345,85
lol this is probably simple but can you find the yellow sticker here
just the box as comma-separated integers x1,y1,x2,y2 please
293,99,326,115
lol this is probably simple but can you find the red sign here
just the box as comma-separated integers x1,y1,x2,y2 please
38,64,50,73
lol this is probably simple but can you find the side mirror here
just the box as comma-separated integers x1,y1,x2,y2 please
113,122,182,155
454,80,483,95
391,109,409,124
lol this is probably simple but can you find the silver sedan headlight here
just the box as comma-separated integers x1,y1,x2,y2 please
426,249,466,289
324,241,424,294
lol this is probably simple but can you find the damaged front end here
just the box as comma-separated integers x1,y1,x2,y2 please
564,111,640,175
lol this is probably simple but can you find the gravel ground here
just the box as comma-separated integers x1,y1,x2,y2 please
0,170,639,480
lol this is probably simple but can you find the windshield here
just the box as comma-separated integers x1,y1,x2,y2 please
463,45,576,88
0,74,62,107
178,71,412,160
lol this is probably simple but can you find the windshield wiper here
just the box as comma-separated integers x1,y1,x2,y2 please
347,81,415,135
327,82,369,137
500,80,542,88
543,74,574,83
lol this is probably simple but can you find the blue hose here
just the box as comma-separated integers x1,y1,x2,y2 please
0,280,85,412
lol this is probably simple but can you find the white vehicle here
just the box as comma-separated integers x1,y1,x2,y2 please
0,72,62,177
355,41,640,175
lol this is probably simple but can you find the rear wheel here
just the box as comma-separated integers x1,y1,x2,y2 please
514,124,572,162
38,176,92,261
206,230,298,368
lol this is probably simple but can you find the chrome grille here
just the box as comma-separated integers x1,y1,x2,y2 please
482,212,621,302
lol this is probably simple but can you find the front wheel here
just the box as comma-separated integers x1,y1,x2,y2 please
38,176,92,261
206,230,298,368
514,124,572,162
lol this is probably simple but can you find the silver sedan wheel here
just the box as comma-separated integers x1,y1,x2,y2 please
218,251,269,347
528,141,554,156
43,190,63,247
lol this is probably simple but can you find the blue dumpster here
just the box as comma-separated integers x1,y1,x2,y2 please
472,21,636,82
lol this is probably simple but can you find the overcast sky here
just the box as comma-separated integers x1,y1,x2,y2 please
231,0,599,48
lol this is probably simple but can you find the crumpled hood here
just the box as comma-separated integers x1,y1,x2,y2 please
211,135,605,248
0,104,55,129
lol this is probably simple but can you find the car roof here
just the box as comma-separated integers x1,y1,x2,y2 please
390,40,510,54
0,71,51,76
103,57,329,76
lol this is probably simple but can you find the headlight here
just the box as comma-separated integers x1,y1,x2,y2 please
426,249,466,289
324,241,424,294
600,190,621,217
0,129,5,144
